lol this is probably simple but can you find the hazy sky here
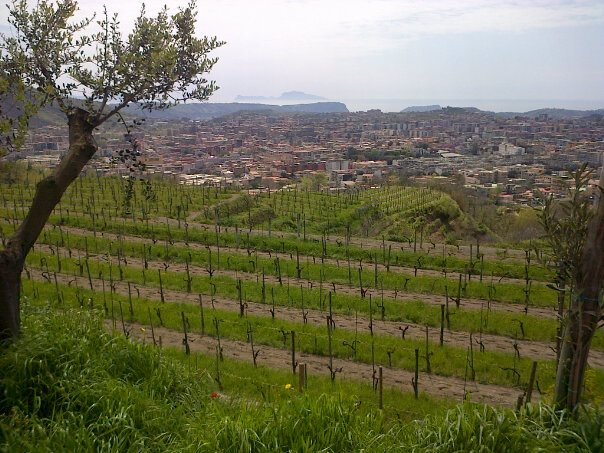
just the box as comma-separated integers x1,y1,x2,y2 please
2,0,604,109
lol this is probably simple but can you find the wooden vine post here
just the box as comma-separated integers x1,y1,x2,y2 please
412,348,419,399
378,366,384,409
291,330,297,374
526,361,538,405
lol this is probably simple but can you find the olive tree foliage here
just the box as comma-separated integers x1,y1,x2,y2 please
1,0,222,126
539,164,604,411
540,168,593,286
0,0,223,340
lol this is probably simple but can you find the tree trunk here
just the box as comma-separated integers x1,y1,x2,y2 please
555,280,565,364
554,163,604,411
0,108,96,341
0,248,23,341
554,292,600,409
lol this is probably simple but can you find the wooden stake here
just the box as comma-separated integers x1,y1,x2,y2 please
425,325,431,374
199,294,205,335
412,348,419,399
148,307,156,346
378,366,383,409
158,269,165,303
291,330,297,374
440,304,445,346
525,361,538,404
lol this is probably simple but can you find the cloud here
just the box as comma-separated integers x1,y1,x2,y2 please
328,0,604,53
1,0,602,101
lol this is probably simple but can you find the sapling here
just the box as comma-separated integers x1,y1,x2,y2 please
119,299,128,338
300,285,308,324
213,317,223,361
180,311,190,355
236,279,245,317
155,307,163,327
185,254,192,293
158,269,165,303
398,325,409,340
247,322,260,367
371,341,378,390
269,287,275,321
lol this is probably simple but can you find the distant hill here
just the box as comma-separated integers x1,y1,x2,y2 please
494,108,604,119
122,101,348,120
521,108,604,119
235,91,327,103
0,97,347,129
401,105,441,113
398,105,604,118
279,91,327,101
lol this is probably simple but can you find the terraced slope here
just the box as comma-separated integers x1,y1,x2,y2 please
3,169,603,409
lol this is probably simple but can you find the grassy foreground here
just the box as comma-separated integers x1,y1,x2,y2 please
1,307,602,452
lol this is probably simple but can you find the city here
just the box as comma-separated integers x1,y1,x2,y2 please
17,105,604,205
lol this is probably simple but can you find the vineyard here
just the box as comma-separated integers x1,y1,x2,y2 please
196,184,457,238
1,167,604,449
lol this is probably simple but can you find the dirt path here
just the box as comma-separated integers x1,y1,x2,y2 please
34,238,556,322
119,320,535,407
29,267,604,370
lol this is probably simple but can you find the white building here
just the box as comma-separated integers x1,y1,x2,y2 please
498,142,525,156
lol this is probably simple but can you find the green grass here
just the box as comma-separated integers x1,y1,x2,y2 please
21,278,604,397
15,224,555,306
0,171,234,222
1,209,552,281
3,168,604,451
25,247,604,352
1,304,602,452
195,185,453,237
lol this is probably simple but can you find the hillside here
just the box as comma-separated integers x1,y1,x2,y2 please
123,101,349,120
1,99,348,129
496,108,604,119
1,169,603,451
235,91,328,102
1,308,601,452
401,105,442,113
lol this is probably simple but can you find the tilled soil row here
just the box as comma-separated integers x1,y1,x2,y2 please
119,320,535,407
28,267,604,370
33,241,557,321
52,223,535,286
2,200,528,262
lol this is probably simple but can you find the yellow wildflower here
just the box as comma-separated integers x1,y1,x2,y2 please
285,383,292,390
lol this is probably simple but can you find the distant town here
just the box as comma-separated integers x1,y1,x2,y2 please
11,105,604,206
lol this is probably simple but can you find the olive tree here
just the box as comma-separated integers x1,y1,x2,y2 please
540,164,604,411
0,0,223,340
